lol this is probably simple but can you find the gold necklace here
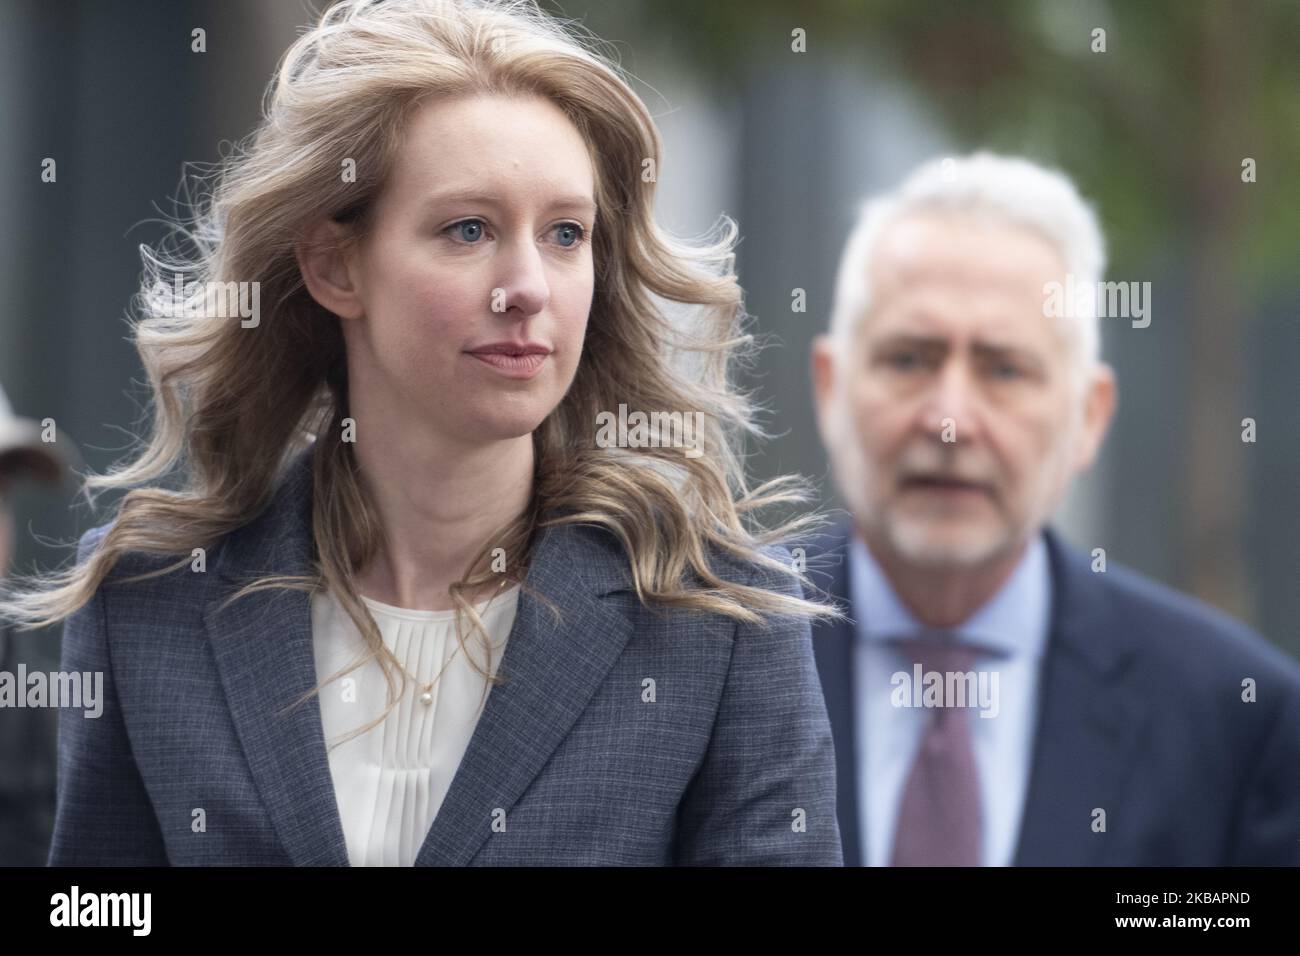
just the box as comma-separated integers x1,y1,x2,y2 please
408,652,458,706
394,576,512,706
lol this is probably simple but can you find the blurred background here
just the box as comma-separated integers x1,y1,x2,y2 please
0,0,1297,863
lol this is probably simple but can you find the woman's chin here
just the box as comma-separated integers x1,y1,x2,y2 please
457,410,551,443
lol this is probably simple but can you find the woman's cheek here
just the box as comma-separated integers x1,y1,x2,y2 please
411,293,481,345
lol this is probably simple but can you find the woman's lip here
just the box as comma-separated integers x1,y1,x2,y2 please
467,346,552,355
467,351,548,378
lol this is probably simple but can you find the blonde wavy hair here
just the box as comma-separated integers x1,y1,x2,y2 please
0,0,844,745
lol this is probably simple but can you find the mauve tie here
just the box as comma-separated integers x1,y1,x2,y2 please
887,634,999,866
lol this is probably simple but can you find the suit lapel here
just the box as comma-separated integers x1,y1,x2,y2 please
205,445,638,867
807,518,863,867
1012,529,1152,865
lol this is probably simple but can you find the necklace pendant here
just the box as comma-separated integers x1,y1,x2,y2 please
419,689,434,706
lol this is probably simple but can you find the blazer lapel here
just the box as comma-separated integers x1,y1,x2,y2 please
1012,528,1152,865
413,517,634,865
205,446,351,866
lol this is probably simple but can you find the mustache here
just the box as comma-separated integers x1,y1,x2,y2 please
895,448,999,488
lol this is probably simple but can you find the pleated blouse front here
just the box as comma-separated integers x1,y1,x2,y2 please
309,583,521,866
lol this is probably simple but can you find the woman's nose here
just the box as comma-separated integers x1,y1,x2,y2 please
493,239,551,316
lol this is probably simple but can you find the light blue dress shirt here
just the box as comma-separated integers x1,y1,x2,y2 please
848,531,1052,866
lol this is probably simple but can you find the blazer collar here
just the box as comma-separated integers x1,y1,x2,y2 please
204,445,636,866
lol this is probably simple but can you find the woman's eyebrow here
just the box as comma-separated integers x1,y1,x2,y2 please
549,196,598,217
420,189,597,217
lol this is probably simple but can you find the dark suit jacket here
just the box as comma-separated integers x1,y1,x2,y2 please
0,623,59,864
805,518,1300,866
47,446,841,866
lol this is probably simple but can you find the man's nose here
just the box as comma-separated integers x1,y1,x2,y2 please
918,359,982,443
494,238,551,317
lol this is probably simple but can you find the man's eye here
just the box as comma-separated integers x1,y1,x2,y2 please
885,351,921,370
990,361,1023,379
446,219,487,243
551,222,585,248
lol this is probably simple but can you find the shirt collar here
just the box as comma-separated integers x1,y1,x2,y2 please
847,528,1052,659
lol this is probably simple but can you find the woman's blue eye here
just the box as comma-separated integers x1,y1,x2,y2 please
449,219,485,242
445,220,583,247
553,222,584,247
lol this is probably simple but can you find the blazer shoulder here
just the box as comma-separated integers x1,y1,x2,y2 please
74,522,112,565
73,519,179,577
699,538,801,595
566,511,803,596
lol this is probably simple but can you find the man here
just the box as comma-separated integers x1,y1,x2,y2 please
806,152,1300,866
0,379,76,865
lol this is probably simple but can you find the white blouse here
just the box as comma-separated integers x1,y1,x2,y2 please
310,582,521,866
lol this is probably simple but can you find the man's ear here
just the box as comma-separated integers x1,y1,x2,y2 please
811,333,838,444
1074,361,1118,471
811,334,835,407
296,218,364,321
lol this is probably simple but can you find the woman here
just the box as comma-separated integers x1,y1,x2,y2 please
2,0,844,866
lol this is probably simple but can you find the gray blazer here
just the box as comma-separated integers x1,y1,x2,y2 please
47,446,841,865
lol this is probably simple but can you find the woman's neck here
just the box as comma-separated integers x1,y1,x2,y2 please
350,433,534,611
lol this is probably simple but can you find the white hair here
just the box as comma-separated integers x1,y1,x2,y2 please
828,151,1107,371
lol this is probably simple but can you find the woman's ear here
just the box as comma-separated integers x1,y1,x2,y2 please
296,218,365,320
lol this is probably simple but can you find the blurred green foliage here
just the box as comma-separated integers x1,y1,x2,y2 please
565,0,1300,289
